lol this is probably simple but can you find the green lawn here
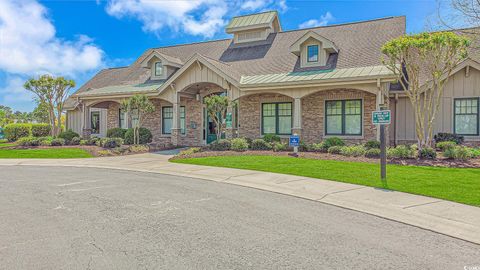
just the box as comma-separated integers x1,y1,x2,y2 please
173,155,480,206
0,142,16,148
0,148,93,159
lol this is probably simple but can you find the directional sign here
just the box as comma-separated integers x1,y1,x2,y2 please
372,110,391,125
289,135,300,147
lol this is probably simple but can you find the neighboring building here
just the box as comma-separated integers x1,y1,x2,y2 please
65,11,480,146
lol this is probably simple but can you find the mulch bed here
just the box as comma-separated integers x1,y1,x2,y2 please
173,150,480,168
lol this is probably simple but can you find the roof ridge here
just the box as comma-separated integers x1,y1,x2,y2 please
103,66,129,70
229,10,277,19
283,16,406,33
152,38,231,50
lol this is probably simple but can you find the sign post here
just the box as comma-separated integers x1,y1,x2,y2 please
372,109,391,181
289,134,300,156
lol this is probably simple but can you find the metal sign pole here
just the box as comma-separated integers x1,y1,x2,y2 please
380,123,386,180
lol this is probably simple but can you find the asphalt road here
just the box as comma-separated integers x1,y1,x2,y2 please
0,166,479,269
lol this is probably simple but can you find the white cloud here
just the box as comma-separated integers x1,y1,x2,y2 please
0,0,104,77
105,0,288,38
0,76,36,111
299,12,334,29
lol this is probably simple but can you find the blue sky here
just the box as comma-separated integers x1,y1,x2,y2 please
0,0,440,112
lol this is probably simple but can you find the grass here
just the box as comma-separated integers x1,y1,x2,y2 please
173,155,480,206
0,142,16,148
0,148,93,159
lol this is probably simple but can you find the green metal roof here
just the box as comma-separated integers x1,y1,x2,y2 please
76,82,164,97
239,65,395,85
226,11,277,31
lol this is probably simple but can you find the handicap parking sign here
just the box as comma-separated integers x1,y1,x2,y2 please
289,135,300,147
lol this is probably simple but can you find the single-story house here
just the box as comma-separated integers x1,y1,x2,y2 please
65,11,480,146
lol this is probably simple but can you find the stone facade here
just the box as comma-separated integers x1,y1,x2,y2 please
301,89,377,143
107,102,120,130
238,90,377,144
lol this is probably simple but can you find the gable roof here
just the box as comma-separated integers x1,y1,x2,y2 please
289,30,339,55
226,11,279,33
71,16,406,98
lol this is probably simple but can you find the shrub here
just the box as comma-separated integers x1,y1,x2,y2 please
310,142,325,152
250,139,272,150
298,141,309,152
58,129,79,144
365,148,381,158
470,148,480,158
364,140,381,150
387,145,414,159
107,128,127,139
231,138,249,152
419,147,437,159
436,141,457,151
124,128,153,145
17,137,40,147
79,140,88,146
323,137,345,150
38,136,53,146
327,145,344,154
31,123,51,137
69,137,81,145
128,144,150,153
209,139,231,151
179,147,202,156
443,146,472,160
340,145,366,157
263,134,281,143
86,136,100,146
4,123,31,142
434,133,464,144
99,137,124,148
243,137,253,147
272,142,288,152
51,138,66,146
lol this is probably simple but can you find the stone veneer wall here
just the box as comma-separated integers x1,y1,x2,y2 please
178,97,203,146
238,90,377,143
107,102,120,130
238,93,294,139
302,89,377,143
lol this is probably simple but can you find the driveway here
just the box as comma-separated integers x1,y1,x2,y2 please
0,166,479,269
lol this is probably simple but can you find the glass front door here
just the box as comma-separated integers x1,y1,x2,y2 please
91,111,100,134
204,107,225,144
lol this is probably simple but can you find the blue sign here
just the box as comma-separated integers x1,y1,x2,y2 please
289,135,300,147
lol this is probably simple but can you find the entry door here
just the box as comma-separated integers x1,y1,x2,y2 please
90,109,107,137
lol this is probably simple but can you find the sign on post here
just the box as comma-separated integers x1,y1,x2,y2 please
373,109,391,182
289,135,300,147
372,110,391,125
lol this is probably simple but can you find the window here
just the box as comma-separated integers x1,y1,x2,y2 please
307,45,319,62
162,106,173,134
131,109,139,128
262,102,292,135
154,62,163,76
454,98,479,135
91,111,100,134
180,106,186,135
325,100,362,136
119,109,128,129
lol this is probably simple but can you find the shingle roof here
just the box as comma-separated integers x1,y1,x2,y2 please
226,11,277,32
71,16,406,98
77,82,164,97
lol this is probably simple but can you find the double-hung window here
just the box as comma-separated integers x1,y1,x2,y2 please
454,98,479,135
262,102,292,135
162,106,186,135
162,107,173,134
119,109,128,129
155,62,163,76
307,45,319,62
325,99,362,136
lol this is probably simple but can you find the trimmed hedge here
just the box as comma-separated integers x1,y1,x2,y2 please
4,123,31,142
31,123,51,137
17,137,40,147
107,128,127,139
124,128,153,145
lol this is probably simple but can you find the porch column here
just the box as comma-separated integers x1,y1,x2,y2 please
82,103,91,139
292,98,302,137
171,93,181,146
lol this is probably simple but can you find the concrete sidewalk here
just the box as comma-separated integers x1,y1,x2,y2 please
0,153,479,245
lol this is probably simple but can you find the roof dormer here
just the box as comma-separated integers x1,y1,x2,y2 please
226,11,282,44
141,51,183,80
290,31,338,68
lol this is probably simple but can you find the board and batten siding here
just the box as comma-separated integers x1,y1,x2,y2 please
66,109,83,135
394,66,480,142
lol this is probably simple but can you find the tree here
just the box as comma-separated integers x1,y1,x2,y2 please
203,95,232,142
382,32,470,150
121,94,155,145
24,75,75,136
32,102,50,123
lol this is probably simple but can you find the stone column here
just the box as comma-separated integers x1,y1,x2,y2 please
171,94,181,146
292,98,302,137
82,104,92,139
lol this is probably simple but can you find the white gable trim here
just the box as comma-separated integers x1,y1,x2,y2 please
289,30,338,55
